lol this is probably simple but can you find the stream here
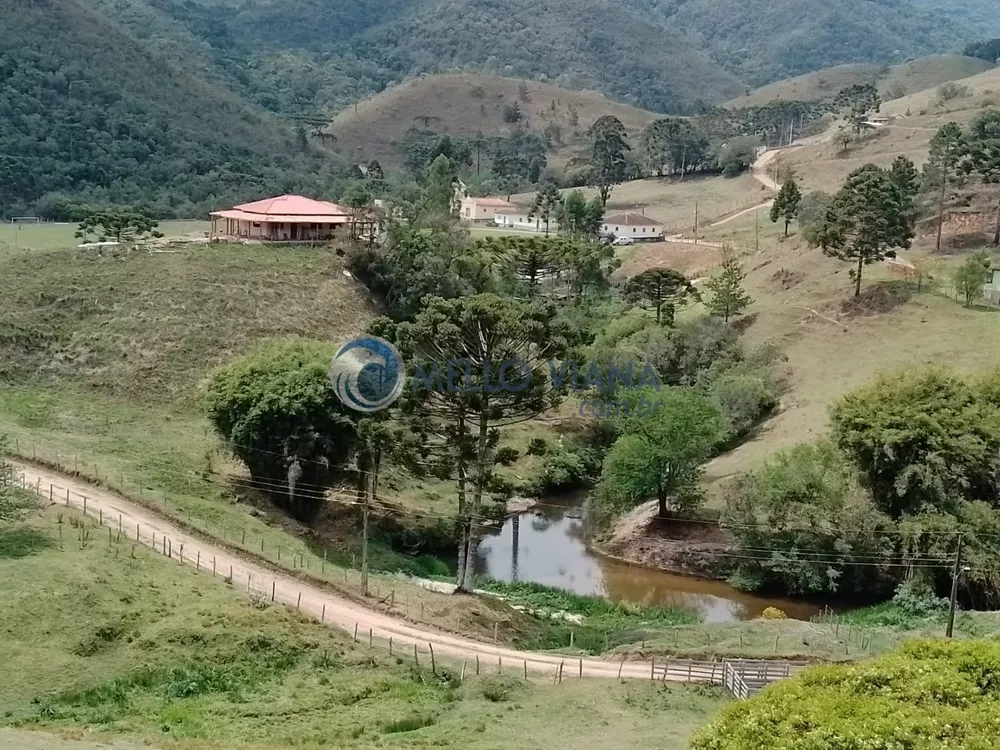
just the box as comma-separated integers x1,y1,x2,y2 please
475,492,823,623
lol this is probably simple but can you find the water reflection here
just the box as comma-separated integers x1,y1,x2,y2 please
475,493,821,623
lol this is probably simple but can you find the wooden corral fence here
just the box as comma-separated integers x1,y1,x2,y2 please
722,660,806,700
651,658,806,699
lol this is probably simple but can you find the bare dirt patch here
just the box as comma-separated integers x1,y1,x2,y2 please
838,281,913,319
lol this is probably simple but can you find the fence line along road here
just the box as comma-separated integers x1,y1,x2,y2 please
15,460,802,693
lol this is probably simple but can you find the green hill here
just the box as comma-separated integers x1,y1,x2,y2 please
0,0,343,218
726,55,996,108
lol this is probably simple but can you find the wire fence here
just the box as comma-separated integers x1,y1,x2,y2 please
15,464,809,695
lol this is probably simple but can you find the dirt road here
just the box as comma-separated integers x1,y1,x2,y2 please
14,461,665,681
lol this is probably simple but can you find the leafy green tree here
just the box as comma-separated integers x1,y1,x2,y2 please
75,210,163,244
623,268,700,326
558,189,604,238
529,183,563,236
816,164,914,297
925,122,965,251
562,240,621,301
769,177,802,236
959,109,1000,246
640,118,707,177
716,136,760,177
721,441,893,596
705,248,753,322
598,388,723,518
587,115,630,206
347,225,495,321
831,369,1000,518
204,340,360,521
834,83,881,133
393,294,570,591
952,251,992,307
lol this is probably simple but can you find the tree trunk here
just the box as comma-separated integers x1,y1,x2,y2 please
454,415,468,589
784,218,790,237
936,170,948,251
994,195,1000,247
459,413,491,593
855,255,864,297
657,483,667,519
655,300,662,326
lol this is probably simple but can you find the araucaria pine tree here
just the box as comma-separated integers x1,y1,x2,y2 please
769,177,802,237
705,248,753,323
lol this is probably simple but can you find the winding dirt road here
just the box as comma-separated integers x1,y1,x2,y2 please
14,460,668,681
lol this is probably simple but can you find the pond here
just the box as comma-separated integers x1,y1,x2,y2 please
475,492,823,623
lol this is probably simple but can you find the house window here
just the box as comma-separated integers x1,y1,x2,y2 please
615,227,619,232
252,222,260,228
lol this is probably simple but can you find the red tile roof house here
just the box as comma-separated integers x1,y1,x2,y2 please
210,194,365,242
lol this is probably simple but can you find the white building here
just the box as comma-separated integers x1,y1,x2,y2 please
494,209,559,234
602,212,664,241
461,196,518,223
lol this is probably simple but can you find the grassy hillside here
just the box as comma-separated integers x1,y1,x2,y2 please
328,74,658,168
0,244,371,402
0,0,344,218
0,504,727,748
767,66,1000,192
726,55,996,108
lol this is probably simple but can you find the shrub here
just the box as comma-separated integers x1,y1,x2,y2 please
760,607,787,620
693,640,1000,749
526,437,549,456
709,370,780,440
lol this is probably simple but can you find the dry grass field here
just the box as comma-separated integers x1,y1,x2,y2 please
769,66,1000,192
697,217,1000,494
327,73,657,168
726,55,995,108
515,174,772,234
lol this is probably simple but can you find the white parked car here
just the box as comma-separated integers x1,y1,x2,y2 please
612,236,634,246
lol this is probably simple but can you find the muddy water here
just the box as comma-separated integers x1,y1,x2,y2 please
475,493,822,623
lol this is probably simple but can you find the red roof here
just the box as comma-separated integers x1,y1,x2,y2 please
604,212,661,227
228,194,349,217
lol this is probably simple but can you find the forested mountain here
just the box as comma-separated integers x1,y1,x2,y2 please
1,0,995,216
90,0,745,116
626,0,980,86
0,0,349,218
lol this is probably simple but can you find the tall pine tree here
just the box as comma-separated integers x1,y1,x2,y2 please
705,248,753,323
769,177,802,237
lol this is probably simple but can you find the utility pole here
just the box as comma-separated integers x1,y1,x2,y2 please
693,201,699,245
946,535,964,638
361,477,370,597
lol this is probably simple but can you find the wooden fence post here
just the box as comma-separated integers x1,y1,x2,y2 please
429,643,436,674
461,662,467,683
